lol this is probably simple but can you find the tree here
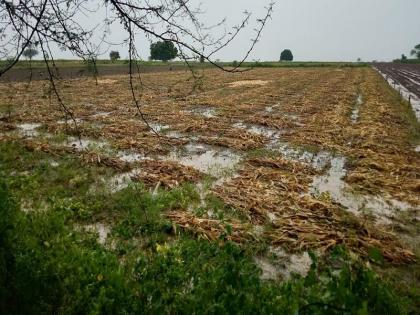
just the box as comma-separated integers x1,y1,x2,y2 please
411,44,420,59
280,49,293,61
0,0,274,132
0,1,274,76
150,41,178,62
401,54,407,61
109,51,120,62
22,45,38,61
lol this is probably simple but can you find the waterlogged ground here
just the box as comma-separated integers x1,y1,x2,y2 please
1,66,420,310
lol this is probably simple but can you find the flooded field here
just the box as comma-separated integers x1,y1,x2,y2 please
374,63,420,120
1,66,419,273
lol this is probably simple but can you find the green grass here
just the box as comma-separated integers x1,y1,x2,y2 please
0,139,415,314
0,59,369,71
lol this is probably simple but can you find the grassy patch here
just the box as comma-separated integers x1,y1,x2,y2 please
0,140,415,314
0,179,411,314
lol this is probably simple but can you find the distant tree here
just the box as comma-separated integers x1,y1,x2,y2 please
150,41,178,62
109,51,120,62
401,54,407,61
280,49,293,61
22,45,38,61
200,55,205,63
357,57,362,62
411,44,420,59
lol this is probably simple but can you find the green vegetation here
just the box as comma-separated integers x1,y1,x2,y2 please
22,44,39,61
0,59,369,72
109,51,121,62
410,44,420,59
150,41,178,62
0,140,415,314
280,49,294,61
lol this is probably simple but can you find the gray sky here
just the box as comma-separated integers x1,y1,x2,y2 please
54,0,420,62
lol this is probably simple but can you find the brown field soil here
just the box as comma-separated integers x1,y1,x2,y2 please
0,63,191,82
1,67,419,266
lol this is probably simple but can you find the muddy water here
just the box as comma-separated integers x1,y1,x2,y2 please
91,111,113,118
351,94,363,123
268,136,416,224
117,150,147,162
17,123,42,137
310,156,415,224
149,122,170,133
269,141,333,171
57,118,83,124
255,247,312,281
67,137,108,151
108,169,142,192
233,122,280,139
184,106,217,118
166,143,241,177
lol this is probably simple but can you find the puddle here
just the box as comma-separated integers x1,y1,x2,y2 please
255,251,315,281
67,137,108,151
254,257,281,281
270,142,333,171
165,143,241,177
83,223,111,245
415,145,420,153
351,94,363,123
268,247,313,280
310,156,415,224
91,111,113,118
233,122,280,139
57,118,83,124
17,123,42,137
108,169,142,192
117,150,148,163
184,106,217,118
228,80,269,88
149,123,170,133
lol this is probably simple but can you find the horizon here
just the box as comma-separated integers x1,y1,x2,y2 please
15,0,420,63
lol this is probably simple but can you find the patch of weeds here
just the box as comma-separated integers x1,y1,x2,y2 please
48,131,69,144
0,103,14,121
52,198,93,220
0,180,412,314
109,184,199,241
207,193,248,221
0,141,116,208
247,147,281,159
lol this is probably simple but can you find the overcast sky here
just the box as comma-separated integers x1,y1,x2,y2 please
53,0,420,62
217,0,420,62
